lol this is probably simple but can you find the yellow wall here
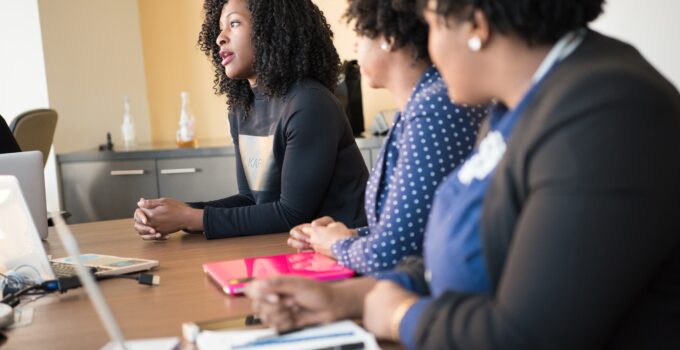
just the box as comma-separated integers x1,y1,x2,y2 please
138,0,227,143
138,0,396,143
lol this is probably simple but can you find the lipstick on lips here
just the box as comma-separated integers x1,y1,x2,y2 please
220,50,235,66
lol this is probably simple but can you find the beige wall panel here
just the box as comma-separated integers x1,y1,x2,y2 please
39,0,152,153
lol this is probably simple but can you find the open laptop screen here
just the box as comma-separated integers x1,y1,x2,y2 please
0,175,54,282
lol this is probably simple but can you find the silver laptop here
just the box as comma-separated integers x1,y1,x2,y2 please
0,175,177,349
0,175,158,282
0,151,48,240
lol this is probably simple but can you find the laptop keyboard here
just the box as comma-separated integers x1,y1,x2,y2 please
51,262,99,278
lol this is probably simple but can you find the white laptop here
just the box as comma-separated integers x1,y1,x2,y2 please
0,175,158,282
0,151,48,240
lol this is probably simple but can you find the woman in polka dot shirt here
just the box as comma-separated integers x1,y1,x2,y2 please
287,0,486,274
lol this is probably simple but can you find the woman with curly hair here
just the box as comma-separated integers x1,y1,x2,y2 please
132,0,369,240
247,0,680,348
286,0,486,275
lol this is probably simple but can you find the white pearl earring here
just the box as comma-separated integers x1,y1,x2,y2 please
468,37,482,52
380,42,390,52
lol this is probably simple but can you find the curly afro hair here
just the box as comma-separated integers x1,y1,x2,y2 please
198,0,341,113
344,0,430,63
418,0,605,46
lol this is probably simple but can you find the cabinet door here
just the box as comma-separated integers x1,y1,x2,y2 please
157,156,238,203
60,160,158,223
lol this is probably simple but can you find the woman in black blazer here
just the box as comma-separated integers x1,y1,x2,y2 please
245,0,680,348
1,115,21,153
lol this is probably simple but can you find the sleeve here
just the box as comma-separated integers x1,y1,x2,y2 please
374,256,430,295
329,106,474,274
407,74,680,349
201,88,351,238
187,195,254,210
355,226,370,237
186,112,256,220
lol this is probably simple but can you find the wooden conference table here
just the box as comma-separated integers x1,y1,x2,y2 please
4,219,399,349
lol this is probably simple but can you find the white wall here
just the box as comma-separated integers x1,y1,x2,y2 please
0,0,60,213
38,0,152,153
592,0,680,89
0,0,50,121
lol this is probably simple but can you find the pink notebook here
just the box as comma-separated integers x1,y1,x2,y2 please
203,252,355,295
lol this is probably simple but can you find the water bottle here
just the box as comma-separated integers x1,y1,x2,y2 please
121,97,136,149
176,92,197,148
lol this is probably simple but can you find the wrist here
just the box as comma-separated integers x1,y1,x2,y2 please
390,296,419,342
184,208,204,232
329,278,378,320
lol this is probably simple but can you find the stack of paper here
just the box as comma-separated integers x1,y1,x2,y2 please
196,320,380,350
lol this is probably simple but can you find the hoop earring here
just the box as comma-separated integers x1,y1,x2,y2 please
468,37,482,52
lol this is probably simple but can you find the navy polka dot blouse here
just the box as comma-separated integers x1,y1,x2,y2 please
331,66,486,274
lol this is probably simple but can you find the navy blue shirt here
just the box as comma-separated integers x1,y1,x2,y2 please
331,67,485,274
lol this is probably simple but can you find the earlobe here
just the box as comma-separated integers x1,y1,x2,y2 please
468,9,490,52
468,37,482,52
380,36,396,52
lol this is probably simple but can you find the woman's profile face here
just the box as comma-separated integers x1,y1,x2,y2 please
355,35,390,89
215,0,256,83
422,0,483,104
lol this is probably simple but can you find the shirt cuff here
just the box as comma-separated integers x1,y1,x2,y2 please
331,236,358,265
186,201,206,209
355,226,370,237
374,270,427,294
399,297,432,350
202,207,218,239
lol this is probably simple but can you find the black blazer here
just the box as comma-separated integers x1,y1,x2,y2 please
401,31,680,349
1,115,21,153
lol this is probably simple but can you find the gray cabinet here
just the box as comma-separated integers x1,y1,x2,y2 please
60,156,238,224
157,156,238,203
60,160,158,223
58,137,384,224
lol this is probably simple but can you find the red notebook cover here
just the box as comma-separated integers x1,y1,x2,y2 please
203,251,355,295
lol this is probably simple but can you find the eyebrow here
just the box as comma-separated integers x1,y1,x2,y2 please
224,11,242,19
220,11,243,28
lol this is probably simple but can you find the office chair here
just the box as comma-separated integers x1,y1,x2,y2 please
9,109,58,166
335,60,365,137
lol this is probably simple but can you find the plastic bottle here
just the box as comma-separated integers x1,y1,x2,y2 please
121,96,136,149
176,91,197,148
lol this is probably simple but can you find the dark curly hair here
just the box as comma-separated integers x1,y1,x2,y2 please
344,0,430,63
417,0,605,46
198,0,341,112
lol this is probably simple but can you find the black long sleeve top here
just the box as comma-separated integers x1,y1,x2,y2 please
190,79,368,239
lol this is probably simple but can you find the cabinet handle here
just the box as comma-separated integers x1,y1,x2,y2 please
110,170,145,176
160,168,198,175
